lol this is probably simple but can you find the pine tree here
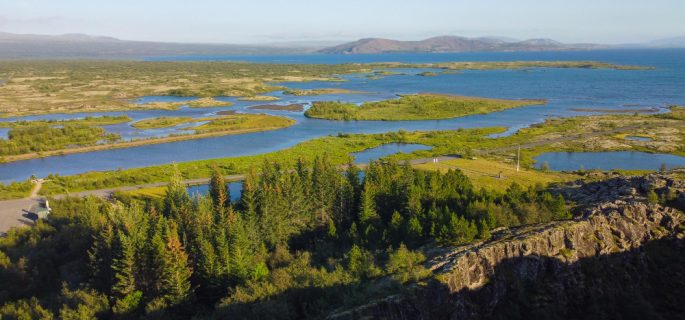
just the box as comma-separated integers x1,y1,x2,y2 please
405,215,423,246
111,231,142,315
88,223,115,292
209,164,229,213
476,219,491,240
163,164,191,221
358,183,380,245
228,215,251,282
159,221,193,306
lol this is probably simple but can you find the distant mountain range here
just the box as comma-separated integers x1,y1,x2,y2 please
0,32,317,59
319,36,602,54
319,35,685,54
0,32,683,59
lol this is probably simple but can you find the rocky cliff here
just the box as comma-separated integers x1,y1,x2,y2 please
329,172,685,319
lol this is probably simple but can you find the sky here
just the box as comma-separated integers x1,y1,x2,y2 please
0,0,683,44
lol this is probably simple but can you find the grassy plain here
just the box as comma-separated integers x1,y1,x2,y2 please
305,94,545,120
0,61,371,117
415,158,577,192
0,60,648,117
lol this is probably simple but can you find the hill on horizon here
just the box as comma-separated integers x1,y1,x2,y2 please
318,36,606,54
0,32,321,59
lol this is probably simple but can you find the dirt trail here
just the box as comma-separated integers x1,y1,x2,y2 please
28,179,43,199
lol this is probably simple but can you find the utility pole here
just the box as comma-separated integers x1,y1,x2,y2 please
516,145,520,172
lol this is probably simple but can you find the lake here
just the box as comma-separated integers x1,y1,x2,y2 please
534,151,685,171
187,181,243,202
1,49,684,183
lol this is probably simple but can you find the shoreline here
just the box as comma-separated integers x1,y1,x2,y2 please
0,121,295,164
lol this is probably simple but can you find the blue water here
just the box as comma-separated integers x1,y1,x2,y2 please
186,181,243,202
352,143,431,164
534,151,685,171
625,136,653,142
0,50,684,183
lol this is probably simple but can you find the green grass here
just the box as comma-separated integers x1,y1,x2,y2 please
131,117,193,129
39,132,400,195
186,97,234,108
0,180,33,200
0,124,120,157
238,95,279,101
188,114,295,133
305,94,545,121
415,158,577,192
656,106,685,121
24,112,684,198
282,88,362,96
0,115,132,128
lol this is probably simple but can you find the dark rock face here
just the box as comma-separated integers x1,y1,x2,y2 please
329,173,685,320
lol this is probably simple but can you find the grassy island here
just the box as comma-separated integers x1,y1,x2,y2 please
0,114,295,163
238,95,279,101
186,97,234,108
188,113,295,133
0,115,131,158
0,115,131,128
304,94,546,121
131,117,194,129
283,88,364,96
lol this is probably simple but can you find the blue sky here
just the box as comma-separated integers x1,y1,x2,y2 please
0,0,683,44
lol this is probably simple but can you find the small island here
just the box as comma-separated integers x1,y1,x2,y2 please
304,94,546,121
186,97,234,108
248,104,305,112
131,116,194,129
0,114,295,162
238,95,279,101
282,88,363,96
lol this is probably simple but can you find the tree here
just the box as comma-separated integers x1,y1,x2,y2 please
437,212,478,245
88,224,115,292
345,245,380,279
385,244,430,283
111,231,142,315
550,194,570,219
163,164,191,221
209,164,229,213
476,219,491,240
158,222,193,306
